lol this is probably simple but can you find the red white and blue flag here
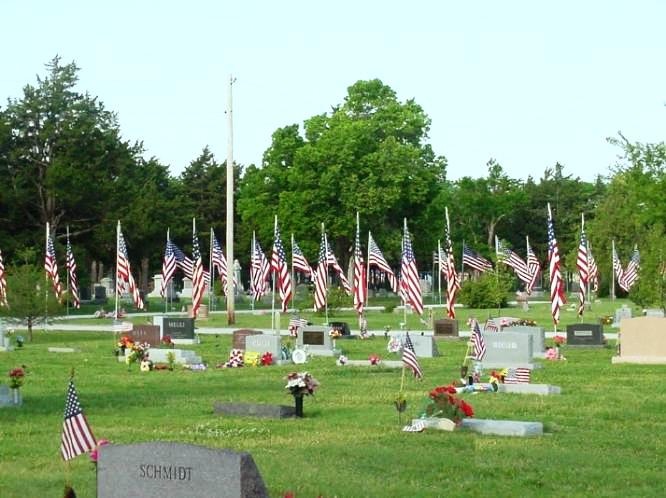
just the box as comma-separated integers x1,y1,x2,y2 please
271,220,293,312
504,367,531,384
291,238,312,277
45,224,62,301
60,379,96,461
327,245,351,295
462,244,493,273
400,222,423,316
251,235,271,301
0,248,8,307
576,226,589,316
620,246,640,292
116,224,144,310
66,233,80,309
470,319,487,361
402,332,423,379
353,218,367,315
525,238,541,295
444,215,460,319
547,205,565,325
496,237,531,285
160,233,176,298
313,231,329,311
368,232,397,293
190,220,205,317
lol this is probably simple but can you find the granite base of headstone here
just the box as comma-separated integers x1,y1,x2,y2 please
612,316,666,364
461,418,543,437
480,332,539,369
244,334,290,365
297,326,340,357
118,349,202,365
213,402,296,418
566,323,605,347
497,384,561,395
433,319,459,339
97,442,268,498
343,359,403,368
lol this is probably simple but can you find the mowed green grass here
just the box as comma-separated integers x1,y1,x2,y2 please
2,301,666,497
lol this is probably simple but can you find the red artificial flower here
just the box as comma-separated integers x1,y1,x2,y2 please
459,399,474,417
554,335,566,346
261,352,273,366
9,367,25,379
368,354,380,365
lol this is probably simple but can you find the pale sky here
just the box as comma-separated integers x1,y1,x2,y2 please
3,1,665,182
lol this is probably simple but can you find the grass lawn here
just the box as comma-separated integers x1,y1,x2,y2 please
1,300,665,497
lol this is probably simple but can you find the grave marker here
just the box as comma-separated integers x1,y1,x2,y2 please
612,305,632,328
163,318,195,343
612,316,666,364
480,332,538,369
245,334,283,364
129,325,162,347
407,334,439,357
232,330,263,350
566,323,604,347
97,442,268,498
503,325,545,356
433,319,459,338
297,326,339,356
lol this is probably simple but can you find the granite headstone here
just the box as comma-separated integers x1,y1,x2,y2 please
613,305,632,327
503,325,545,356
297,326,338,356
163,318,195,342
566,323,604,347
129,325,162,347
480,332,537,369
232,330,263,350
245,334,282,362
97,442,268,498
612,316,666,364
406,334,439,357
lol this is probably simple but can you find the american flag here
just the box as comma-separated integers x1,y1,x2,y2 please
620,246,640,292
313,232,328,311
271,221,292,312
400,224,423,316
496,238,531,285
367,232,398,292
470,319,487,360
576,228,589,316
612,242,624,289
292,239,312,277
504,367,531,384
462,244,493,273
66,235,80,309
251,237,271,301
116,226,144,310
525,239,541,295
160,236,176,297
402,332,423,379
211,232,237,295
484,319,499,333
288,317,308,336
353,220,367,315
45,228,62,300
60,379,96,461
444,222,460,319
0,248,8,307
588,242,599,292
190,222,205,317
547,206,565,325
327,245,351,295
437,247,449,275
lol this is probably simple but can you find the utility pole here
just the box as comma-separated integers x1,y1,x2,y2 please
226,75,236,324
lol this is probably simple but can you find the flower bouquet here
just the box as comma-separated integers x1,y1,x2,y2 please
161,335,175,348
261,352,273,366
9,367,25,389
368,354,381,365
422,385,474,425
285,371,319,417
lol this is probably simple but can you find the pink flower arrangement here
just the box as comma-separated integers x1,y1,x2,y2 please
90,439,110,464
369,354,381,365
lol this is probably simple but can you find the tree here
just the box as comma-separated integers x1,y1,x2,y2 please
0,250,61,341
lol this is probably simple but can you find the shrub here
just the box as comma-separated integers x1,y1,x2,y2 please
459,271,511,309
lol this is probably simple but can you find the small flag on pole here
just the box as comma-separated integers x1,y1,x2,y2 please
402,332,423,379
470,319,487,361
60,379,96,461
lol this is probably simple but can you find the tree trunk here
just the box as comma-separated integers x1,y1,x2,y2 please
27,316,33,342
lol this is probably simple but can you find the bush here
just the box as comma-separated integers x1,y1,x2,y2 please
459,271,511,309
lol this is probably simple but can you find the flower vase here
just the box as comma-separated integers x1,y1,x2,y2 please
556,346,561,359
332,339,337,350
11,388,21,406
293,394,304,418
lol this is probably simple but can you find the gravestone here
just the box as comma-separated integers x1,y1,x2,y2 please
480,332,537,369
129,325,162,347
232,330,263,350
163,317,196,344
613,305,632,327
97,442,268,498
329,321,351,336
644,308,665,318
566,323,604,347
0,324,12,352
612,316,666,364
407,334,439,357
461,418,543,437
297,326,339,356
497,384,561,395
213,402,296,418
244,334,284,364
180,277,193,298
94,285,107,303
148,274,164,298
503,325,545,357
433,319,459,338
79,286,91,301
100,277,115,297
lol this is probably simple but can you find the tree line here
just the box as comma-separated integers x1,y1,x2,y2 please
0,57,664,307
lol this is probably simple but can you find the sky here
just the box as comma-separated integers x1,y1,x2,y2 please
2,1,665,182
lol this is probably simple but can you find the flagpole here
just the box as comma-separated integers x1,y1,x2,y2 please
115,221,120,320
271,216,277,333
290,233,296,307
251,232,256,311
494,235,500,316
209,227,214,311
66,225,70,317
366,231,371,307
611,239,616,301
165,229,170,314
44,222,50,331
225,74,236,325
437,240,442,306
323,225,329,325
402,218,407,328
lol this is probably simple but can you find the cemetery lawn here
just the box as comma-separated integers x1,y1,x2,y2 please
1,304,665,497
